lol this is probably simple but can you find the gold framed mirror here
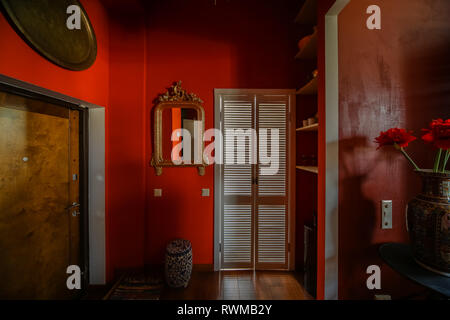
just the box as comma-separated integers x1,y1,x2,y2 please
151,81,207,176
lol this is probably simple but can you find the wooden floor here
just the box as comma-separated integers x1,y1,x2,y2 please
161,270,312,300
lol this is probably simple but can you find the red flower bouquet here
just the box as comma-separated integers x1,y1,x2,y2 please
376,121,450,278
375,119,450,173
422,119,450,150
374,128,416,149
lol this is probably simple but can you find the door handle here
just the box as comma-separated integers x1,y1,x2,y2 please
72,211,80,217
65,202,80,211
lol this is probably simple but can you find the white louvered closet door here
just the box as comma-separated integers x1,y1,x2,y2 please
221,93,255,269
218,90,291,270
255,94,289,270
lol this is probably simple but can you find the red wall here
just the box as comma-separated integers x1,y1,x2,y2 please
144,0,298,265
0,0,299,281
0,1,109,106
338,0,450,299
105,2,147,279
0,0,149,281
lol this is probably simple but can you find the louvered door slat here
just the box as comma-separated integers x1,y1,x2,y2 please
258,102,287,196
223,205,252,264
257,205,286,264
222,96,254,268
256,96,288,268
223,101,252,196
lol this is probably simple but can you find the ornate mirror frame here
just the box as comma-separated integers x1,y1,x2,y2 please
151,81,207,176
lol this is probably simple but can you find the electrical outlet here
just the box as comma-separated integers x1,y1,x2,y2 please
381,200,392,229
154,189,162,197
202,188,210,197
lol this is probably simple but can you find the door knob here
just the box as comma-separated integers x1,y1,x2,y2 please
65,202,80,210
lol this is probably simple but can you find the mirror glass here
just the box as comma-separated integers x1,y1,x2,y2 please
151,81,206,176
161,107,202,164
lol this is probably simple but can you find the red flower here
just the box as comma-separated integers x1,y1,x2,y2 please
374,128,417,149
422,119,450,150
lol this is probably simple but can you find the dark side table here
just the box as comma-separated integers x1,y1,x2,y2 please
379,243,450,298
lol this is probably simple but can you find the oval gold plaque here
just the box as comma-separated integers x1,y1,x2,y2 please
0,0,97,71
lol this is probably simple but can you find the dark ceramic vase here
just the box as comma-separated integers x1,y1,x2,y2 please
165,239,193,288
407,170,450,277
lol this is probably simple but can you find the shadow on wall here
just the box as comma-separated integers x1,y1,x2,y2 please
337,0,450,300
101,0,148,278
402,42,450,169
339,136,377,297
400,0,450,170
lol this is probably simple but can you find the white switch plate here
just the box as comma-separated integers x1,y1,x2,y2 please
154,189,162,197
202,188,210,197
381,200,392,229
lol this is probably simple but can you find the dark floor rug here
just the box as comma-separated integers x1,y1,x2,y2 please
104,273,164,300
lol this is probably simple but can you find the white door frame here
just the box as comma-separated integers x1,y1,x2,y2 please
324,0,350,300
213,88,296,271
0,74,106,285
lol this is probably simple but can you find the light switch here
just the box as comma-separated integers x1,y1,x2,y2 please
154,189,162,197
381,200,392,229
202,188,210,197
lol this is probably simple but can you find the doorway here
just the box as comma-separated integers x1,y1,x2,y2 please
214,89,296,271
0,89,88,299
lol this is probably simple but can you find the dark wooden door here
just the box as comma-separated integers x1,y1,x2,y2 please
0,91,81,299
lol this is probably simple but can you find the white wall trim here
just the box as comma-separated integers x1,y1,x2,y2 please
213,89,222,271
324,0,350,300
87,108,106,285
0,74,106,285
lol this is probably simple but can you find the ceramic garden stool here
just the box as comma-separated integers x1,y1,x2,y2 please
165,239,193,288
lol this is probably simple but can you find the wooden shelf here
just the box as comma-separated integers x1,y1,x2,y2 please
295,0,317,25
296,77,317,95
296,166,318,174
296,123,318,132
295,32,317,60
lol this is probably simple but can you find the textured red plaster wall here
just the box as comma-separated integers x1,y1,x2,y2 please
338,0,450,299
